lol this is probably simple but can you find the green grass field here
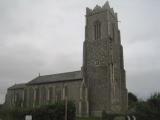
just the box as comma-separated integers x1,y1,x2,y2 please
76,117,101,120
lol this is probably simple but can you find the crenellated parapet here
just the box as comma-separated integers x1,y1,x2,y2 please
86,1,117,19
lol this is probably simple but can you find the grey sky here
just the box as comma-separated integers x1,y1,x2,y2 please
0,0,160,103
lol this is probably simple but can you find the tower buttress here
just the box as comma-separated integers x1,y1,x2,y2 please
82,2,128,117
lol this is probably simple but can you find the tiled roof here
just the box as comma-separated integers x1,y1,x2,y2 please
8,83,26,90
27,71,82,85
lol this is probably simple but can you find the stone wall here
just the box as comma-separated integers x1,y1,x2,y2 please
25,80,83,116
5,88,24,108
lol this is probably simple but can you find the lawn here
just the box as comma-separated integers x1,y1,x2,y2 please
76,117,101,120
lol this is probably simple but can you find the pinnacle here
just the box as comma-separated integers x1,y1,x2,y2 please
86,1,116,16
103,1,110,9
93,5,101,11
86,7,92,15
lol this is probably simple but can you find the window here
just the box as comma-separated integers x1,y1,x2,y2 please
64,86,68,97
48,87,53,104
35,88,40,106
41,87,47,105
29,88,34,107
94,21,101,40
55,87,61,102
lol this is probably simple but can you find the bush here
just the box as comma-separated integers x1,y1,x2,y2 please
0,101,76,120
128,92,138,109
135,93,160,120
102,110,124,120
0,108,29,120
76,117,100,120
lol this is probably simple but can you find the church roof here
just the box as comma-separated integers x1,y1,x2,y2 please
8,83,26,90
27,71,82,85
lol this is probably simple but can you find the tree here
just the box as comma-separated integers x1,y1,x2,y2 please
135,92,160,120
128,92,138,109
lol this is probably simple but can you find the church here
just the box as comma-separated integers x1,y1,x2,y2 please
5,2,128,117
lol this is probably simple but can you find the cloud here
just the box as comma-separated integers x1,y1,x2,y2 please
0,0,160,103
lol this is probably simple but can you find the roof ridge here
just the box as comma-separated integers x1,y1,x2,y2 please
8,83,26,90
39,70,81,77
27,70,82,85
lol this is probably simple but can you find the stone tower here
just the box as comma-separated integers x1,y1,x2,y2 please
82,2,128,117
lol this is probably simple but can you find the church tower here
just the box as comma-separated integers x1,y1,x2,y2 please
82,2,128,117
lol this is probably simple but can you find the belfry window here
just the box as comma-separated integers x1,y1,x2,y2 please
94,21,101,40
112,23,115,40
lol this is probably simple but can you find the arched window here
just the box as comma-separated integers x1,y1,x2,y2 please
29,87,34,107
48,87,53,104
24,89,27,107
35,88,40,106
94,21,101,40
41,87,47,105
55,87,61,102
64,85,68,98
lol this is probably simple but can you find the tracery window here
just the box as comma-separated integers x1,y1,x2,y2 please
55,87,61,102
64,86,68,97
35,88,40,106
41,87,47,105
94,21,101,40
48,87,53,104
29,88,34,107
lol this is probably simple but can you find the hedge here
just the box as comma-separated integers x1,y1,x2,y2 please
102,110,126,120
0,101,76,120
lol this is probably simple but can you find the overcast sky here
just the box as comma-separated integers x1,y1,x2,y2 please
0,0,160,103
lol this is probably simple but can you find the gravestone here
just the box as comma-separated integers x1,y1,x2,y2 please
25,115,32,120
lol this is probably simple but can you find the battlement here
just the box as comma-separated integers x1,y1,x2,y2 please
86,1,117,18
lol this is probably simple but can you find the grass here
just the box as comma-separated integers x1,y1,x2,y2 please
76,117,101,120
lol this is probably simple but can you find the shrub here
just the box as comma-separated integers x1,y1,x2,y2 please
33,101,76,120
128,92,138,109
135,93,160,120
0,101,76,120
102,110,122,120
